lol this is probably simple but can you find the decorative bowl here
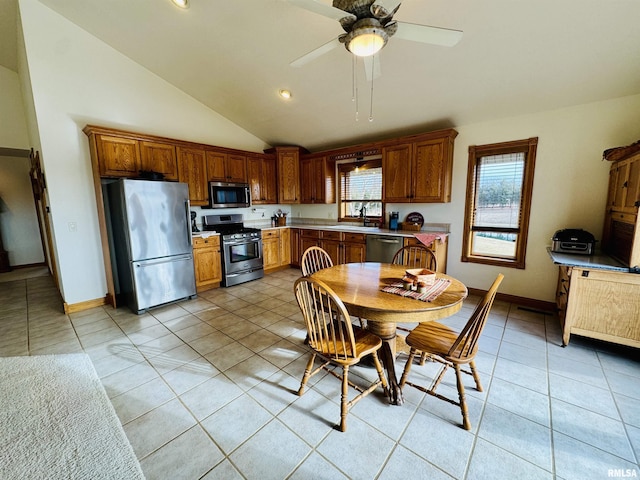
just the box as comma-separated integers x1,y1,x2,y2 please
404,268,436,285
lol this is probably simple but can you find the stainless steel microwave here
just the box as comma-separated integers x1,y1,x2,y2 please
209,182,251,208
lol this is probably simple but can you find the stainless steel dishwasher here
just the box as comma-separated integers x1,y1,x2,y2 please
365,235,403,263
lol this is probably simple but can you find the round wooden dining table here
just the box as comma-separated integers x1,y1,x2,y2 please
310,262,468,405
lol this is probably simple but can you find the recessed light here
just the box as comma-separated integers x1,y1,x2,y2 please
278,89,292,99
171,0,189,9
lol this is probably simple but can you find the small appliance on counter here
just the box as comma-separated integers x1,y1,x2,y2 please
551,229,596,255
389,212,399,231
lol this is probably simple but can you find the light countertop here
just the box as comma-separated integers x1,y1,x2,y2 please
547,247,632,273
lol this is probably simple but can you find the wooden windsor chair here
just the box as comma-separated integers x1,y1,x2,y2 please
294,277,388,432
399,274,504,430
392,244,439,364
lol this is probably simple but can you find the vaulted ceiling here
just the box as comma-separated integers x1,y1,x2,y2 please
2,0,640,151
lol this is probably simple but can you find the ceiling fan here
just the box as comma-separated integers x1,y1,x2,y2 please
289,0,463,69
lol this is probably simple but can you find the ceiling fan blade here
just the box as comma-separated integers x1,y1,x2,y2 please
394,21,463,47
370,0,401,19
363,55,382,82
288,0,356,22
290,37,341,67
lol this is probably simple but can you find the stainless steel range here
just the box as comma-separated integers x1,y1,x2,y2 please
202,214,264,287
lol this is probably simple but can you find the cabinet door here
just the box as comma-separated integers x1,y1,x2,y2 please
177,147,208,206
383,143,412,202
277,148,300,204
227,154,247,182
321,239,341,265
413,137,451,202
290,228,301,267
139,141,178,180
262,156,278,204
623,156,640,212
280,228,291,266
97,135,140,177
206,150,227,182
193,238,221,289
246,156,263,203
300,157,314,203
263,237,280,270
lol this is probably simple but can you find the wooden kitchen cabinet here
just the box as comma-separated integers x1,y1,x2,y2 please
320,230,366,265
206,150,247,183
247,155,277,204
177,147,208,206
300,229,321,263
139,141,178,180
95,135,141,177
300,155,336,204
280,228,291,266
382,129,457,203
271,146,304,204
262,228,291,272
561,267,640,348
193,235,221,291
290,228,301,267
602,145,640,267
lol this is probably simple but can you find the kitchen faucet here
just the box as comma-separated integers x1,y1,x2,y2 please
360,206,367,226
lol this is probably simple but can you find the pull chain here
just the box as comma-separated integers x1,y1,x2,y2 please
352,55,359,121
369,55,375,122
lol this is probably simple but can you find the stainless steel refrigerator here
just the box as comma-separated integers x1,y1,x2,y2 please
106,179,196,314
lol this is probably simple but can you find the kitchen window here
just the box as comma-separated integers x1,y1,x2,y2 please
462,137,538,269
338,159,383,223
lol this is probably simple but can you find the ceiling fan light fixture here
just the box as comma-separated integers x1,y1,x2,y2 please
348,32,385,56
278,89,292,99
343,18,388,57
171,0,189,9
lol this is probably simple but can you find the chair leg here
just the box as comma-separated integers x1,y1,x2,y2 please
418,352,427,365
340,365,350,432
298,353,316,396
371,351,389,396
454,364,471,430
469,360,483,392
399,348,417,387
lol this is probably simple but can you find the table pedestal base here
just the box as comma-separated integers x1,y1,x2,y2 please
366,320,404,406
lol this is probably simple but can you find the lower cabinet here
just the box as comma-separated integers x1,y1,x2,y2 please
192,235,222,291
320,231,366,265
262,228,292,272
558,266,640,348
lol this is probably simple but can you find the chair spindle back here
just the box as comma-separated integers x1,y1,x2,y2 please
301,246,334,276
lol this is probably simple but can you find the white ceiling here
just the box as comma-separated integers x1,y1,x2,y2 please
2,0,640,151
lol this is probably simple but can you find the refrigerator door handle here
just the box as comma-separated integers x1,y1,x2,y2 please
134,254,194,268
185,200,193,247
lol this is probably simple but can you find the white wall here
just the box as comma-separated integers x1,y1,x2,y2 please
18,0,269,304
289,94,640,302
0,156,44,266
0,64,43,267
0,65,30,149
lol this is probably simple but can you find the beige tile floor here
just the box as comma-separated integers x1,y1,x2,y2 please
1,269,639,479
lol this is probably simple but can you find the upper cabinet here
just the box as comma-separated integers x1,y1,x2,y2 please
139,141,178,180
300,155,336,204
383,129,457,203
270,146,305,204
95,135,141,177
206,150,247,183
247,154,277,204
602,142,640,267
177,147,208,206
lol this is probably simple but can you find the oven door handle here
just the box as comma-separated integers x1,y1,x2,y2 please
225,238,262,246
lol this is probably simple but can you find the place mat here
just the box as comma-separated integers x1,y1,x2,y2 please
381,278,451,302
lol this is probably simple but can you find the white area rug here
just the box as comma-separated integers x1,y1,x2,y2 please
0,354,145,479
